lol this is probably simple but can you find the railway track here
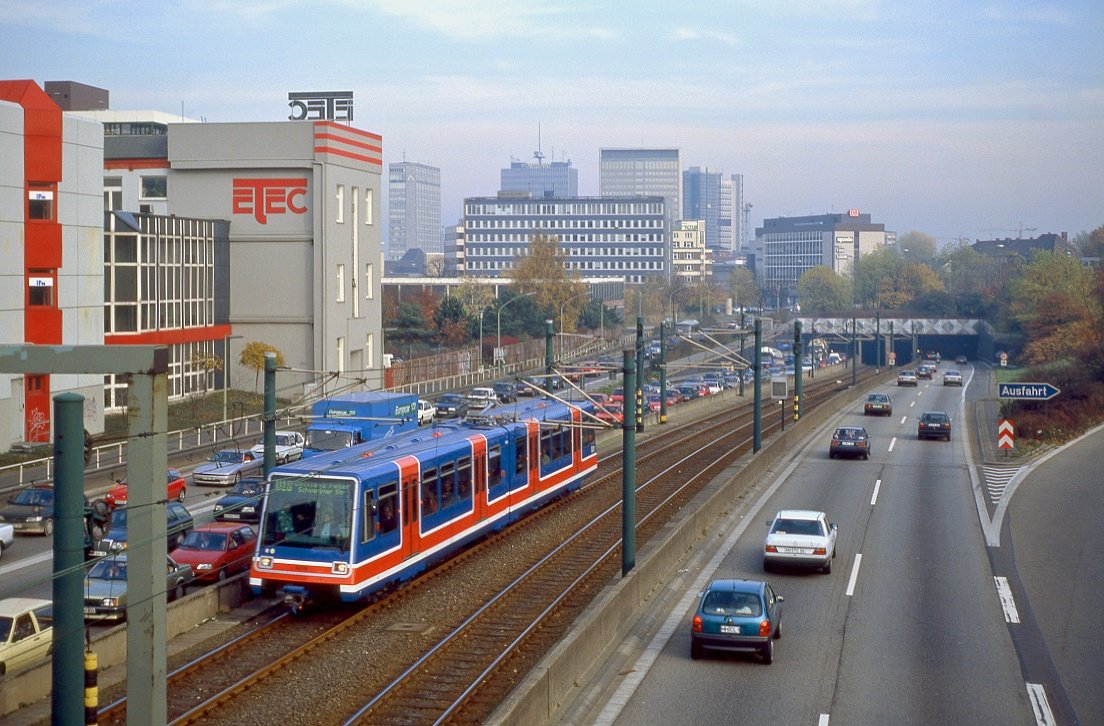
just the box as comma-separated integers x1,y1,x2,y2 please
92,370,876,725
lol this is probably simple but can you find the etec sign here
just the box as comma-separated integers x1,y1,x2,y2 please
232,178,308,225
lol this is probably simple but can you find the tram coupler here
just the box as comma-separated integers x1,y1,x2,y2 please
282,586,311,615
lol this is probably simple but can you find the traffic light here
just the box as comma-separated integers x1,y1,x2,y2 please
83,429,93,467
85,499,111,549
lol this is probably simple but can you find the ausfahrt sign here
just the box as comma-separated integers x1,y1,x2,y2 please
997,382,1061,400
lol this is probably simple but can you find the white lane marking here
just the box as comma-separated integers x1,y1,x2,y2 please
1026,683,1056,726
994,576,1020,623
0,550,53,577
818,716,830,726
846,553,862,596
909,400,916,407
899,415,907,425
887,437,897,453
870,479,882,506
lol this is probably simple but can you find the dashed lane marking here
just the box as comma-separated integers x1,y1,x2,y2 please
1026,683,1056,726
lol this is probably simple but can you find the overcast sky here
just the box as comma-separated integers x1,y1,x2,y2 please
3,0,1102,244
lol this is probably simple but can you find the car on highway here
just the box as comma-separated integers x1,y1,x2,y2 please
955,355,968,364
690,579,783,663
916,363,937,379
435,392,469,418
0,598,53,676
416,399,437,426
0,485,78,536
942,369,963,386
918,411,952,441
829,426,871,460
192,449,265,487
896,370,918,386
90,500,195,558
0,522,11,560
169,522,257,583
492,381,517,403
763,510,837,573
103,468,188,508
863,393,892,416
212,478,266,523
594,402,624,425
249,430,306,464
82,554,194,621
467,387,500,409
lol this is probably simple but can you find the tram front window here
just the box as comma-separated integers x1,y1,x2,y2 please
263,478,353,551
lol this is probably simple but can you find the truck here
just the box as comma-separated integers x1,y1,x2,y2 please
303,391,419,457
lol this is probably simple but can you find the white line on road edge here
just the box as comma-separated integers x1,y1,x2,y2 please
994,576,1020,623
887,437,897,453
818,715,830,726
845,553,862,597
1026,683,1056,726
870,479,882,506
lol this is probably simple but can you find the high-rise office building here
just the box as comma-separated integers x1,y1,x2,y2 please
500,158,578,198
721,173,746,252
388,161,441,259
599,148,681,221
683,166,722,251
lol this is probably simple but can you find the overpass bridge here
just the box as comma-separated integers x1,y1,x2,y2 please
794,316,995,366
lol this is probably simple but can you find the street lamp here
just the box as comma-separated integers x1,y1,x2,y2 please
496,291,536,366
559,290,590,359
477,305,494,372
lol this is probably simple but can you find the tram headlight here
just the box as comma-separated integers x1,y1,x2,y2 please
257,556,273,569
331,562,350,575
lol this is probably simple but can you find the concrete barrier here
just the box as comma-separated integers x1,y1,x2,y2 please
490,370,889,724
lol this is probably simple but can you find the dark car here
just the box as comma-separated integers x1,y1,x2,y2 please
829,426,871,460
0,486,84,536
691,579,783,663
435,393,469,418
863,393,892,416
918,411,952,441
955,355,968,364
90,500,194,558
212,478,266,523
492,381,517,403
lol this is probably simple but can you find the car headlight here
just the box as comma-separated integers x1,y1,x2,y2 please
242,506,255,513
213,505,223,513
27,515,43,522
197,564,213,570
101,597,118,607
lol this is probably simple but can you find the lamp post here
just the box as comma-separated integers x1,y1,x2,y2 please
496,291,536,366
559,290,590,360
477,305,493,372
222,334,243,423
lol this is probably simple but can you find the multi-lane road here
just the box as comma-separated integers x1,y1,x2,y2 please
561,365,1101,726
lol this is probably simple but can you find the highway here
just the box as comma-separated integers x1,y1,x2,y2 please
560,365,1097,726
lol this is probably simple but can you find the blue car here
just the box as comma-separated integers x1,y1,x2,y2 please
691,579,783,663
212,478,266,523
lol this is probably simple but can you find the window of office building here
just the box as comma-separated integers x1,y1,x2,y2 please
140,176,167,200
28,272,55,306
28,184,55,220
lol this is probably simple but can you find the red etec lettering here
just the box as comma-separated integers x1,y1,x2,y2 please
232,178,309,224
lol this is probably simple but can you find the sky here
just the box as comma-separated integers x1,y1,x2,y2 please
3,0,1102,246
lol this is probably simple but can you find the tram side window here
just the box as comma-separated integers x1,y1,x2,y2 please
488,446,502,488
457,457,472,499
439,462,456,509
377,482,399,534
514,435,527,474
582,426,595,450
540,428,553,465
421,468,439,515
360,489,376,543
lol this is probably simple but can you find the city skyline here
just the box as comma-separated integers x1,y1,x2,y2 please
3,0,1102,244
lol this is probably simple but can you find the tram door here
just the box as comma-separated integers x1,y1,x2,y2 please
398,460,420,558
470,437,488,521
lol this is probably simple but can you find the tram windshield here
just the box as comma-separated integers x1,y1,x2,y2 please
263,477,354,551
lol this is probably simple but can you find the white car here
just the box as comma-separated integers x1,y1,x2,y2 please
763,510,837,573
417,399,436,426
250,431,305,465
466,387,500,409
942,369,963,386
0,522,12,560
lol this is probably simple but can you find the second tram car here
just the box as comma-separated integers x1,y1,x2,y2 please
250,397,598,609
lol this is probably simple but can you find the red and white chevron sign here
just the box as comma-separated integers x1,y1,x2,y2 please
998,419,1014,449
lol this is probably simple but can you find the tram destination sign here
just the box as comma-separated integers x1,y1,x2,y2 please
997,382,1061,400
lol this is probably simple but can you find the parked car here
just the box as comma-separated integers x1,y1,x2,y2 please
955,355,968,365
0,522,11,560
90,500,194,558
212,478,266,523
0,598,52,676
249,430,306,464
192,449,265,487
896,370,918,386
83,555,194,621
104,468,187,509
467,387,500,409
414,399,436,426
918,411,952,441
763,510,837,573
829,426,871,460
942,369,963,386
170,522,257,583
863,393,892,416
691,579,783,663
435,393,469,418
0,485,78,536
492,381,517,403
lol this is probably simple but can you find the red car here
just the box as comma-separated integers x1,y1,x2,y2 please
595,402,624,425
104,468,187,508
169,522,257,583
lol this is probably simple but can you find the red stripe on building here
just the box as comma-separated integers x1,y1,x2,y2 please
104,158,171,170
105,324,233,346
312,120,382,142
313,146,382,166
312,132,382,155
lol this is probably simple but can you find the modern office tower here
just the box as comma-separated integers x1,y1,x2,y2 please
683,166,722,251
599,148,681,221
500,158,578,198
388,161,442,258
720,173,746,252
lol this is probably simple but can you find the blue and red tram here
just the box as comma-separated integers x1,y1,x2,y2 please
250,397,598,608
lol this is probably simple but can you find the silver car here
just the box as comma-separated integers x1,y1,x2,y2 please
83,555,194,621
763,510,838,573
0,522,13,560
192,449,265,486
942,369,963,386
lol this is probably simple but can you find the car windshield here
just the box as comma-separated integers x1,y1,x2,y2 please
13,489,53,506
835,429,863,439
924,413,949,422
772,518,824,536
440,395,462,404
275,434,295,446
177,531,228,551
88,559,127,580
702,590,762,617
211,451,245,464
229,481,263,496
308,430,355,451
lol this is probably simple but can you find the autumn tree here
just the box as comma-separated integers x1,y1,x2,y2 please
852,247,898,309
239,342,286,391
898,231,938,263
796,267,852,315
511,234,588,333
728,266,762,310
434,296,472,347
189,350,223,395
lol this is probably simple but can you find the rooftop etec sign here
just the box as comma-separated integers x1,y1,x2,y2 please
288,91,353,121
997,382,1060,400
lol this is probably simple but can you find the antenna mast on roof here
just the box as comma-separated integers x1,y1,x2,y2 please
533,123,544,166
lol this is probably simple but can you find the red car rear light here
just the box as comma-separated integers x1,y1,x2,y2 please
759,619,771,637
692,614,703,633
813,547,827,555
765,545,778,553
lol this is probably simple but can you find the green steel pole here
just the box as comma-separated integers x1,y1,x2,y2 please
263,352,276,476
658,320,668,424
890,321,895,366
52,393,85,726
545,319,554,376
851,315,858,387
753,318,762,452
621,348,637,576
635,316,645,433
876,312,881,368
793,321,803,422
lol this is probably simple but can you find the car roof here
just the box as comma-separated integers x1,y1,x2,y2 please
775,509,825,521
867,393,889,399
835,426,867,432
921,410,950,417
0,597,53,617
191,521,250,533
705,578,766,594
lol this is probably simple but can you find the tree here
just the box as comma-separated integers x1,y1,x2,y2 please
852,247,898,309
1074,225,1104,258
796,267,852,315
898,231,938,262
189,351,223,395
434,296,471,346
239,342,285,391
728,267,761,310
510,234,588,333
